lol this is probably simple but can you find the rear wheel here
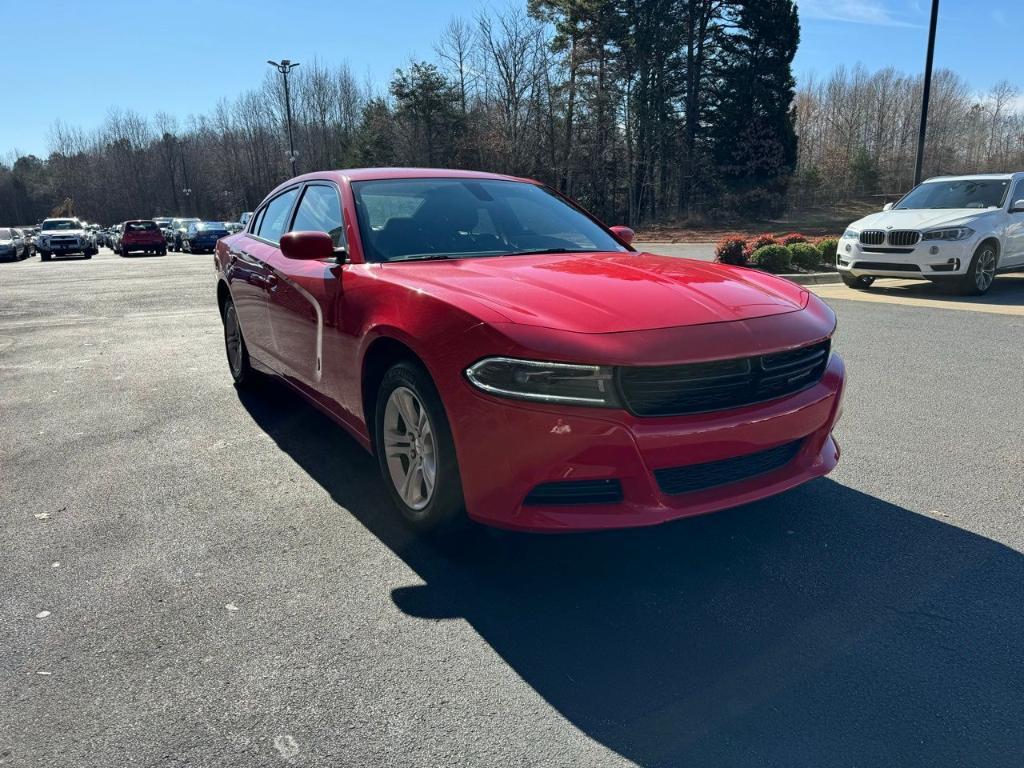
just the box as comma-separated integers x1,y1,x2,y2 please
121,247,129,258
375,362,465,533
222,298,254,387
956,242,997,296
40,251,51,262
841,272,874,290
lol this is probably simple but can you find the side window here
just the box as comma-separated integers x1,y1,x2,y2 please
249,207,266,235
256,188,299,244
290,184,346,247
1010,180,1024,208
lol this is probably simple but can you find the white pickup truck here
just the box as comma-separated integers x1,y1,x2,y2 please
37,217,98,261
838,173,1024,295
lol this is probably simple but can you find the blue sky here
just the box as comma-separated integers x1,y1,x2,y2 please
2,0,1019,158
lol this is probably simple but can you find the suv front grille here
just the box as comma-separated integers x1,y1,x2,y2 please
654,439,804,496
617,340,830,417
888,230,920,247
860,230,885,245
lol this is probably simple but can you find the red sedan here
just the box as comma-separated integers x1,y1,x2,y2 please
214,169,844,533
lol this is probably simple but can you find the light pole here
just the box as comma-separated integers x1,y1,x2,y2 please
183,187,193,216
913,0,940,186
268,59,300,176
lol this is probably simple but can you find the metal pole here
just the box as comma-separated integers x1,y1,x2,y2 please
282,70,297,177
914,0,939,185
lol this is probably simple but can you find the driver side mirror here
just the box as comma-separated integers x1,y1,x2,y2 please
281,230,335,261
882,202,893,211
1010,200,1024,213
609,225,635,246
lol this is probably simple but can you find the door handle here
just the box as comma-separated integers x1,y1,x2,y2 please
266,274,279,289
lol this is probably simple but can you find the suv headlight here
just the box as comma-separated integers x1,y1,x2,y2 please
842,229,859,240
922,227,974,241
465,357,618,407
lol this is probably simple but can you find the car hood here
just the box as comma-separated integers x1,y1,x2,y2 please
852,208,994,231
381,251,808,333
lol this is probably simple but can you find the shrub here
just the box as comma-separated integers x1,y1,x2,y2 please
788,242,821,270
780,232,809,246
743,233,778,260
817,237,839,264
749,244,792,272
715,235,748,265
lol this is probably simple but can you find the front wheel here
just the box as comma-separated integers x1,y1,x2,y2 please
956,242,997,296
841,273,874,290
222,298,254,387
375,361,465,533
40,251,51,262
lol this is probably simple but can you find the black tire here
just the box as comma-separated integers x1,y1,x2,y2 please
222,298,255,387
159,247,167,256
956,241,998,296
83,253,92,260
40,251,51,262
121,247,129,258
841,272,875,290
374,361,465,533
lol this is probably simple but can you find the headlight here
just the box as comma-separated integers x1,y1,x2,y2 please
922,227,974,241
842,229,859,240
465,357,618,407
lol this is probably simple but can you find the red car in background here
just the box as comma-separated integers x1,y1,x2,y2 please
214,168,844,533
119,220,167,256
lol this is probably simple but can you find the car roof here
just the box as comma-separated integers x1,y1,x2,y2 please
925,173,1021,182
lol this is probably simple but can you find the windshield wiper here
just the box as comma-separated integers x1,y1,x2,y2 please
388,253,454,262
500,248,601,257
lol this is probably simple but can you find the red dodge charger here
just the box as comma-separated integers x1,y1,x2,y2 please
214,168,844,532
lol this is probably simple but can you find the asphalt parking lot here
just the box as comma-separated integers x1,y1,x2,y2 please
2,248,1022,767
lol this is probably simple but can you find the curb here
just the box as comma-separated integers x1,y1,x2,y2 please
779,272,842,286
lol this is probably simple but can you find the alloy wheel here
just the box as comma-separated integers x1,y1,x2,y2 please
975,247,996,292
383,386,437,511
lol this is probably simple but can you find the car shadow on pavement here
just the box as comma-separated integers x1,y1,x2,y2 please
238,379,1024,768
868,273,1024,305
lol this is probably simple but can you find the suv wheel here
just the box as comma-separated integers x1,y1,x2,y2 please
375,361,465,533
957,242,997,296
841,273,874,290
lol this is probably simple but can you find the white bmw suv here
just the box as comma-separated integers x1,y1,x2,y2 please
838,173,1024,295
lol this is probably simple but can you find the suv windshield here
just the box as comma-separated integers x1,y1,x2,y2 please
0,228,12,239
41,220,79,230
895,179,1010,210
352,178,628,263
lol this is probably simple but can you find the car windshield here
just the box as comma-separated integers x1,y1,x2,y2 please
0,228,12,239
895,179,1009,210
197,222,227,232
41,220,79,230
126,221,158,231
351,178,628,263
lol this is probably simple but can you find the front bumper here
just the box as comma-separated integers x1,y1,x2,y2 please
449,353,845,532
836,236,977,278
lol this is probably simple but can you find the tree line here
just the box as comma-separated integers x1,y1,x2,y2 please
0,0,1020,229
793,67,1024,207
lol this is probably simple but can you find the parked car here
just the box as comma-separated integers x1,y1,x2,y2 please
239,211,253,228
214,169,845,534
0,227,28,260
37,218,97,261
14,227,36,257
168,217,201,251
119,220,167,256
838,172,1024,295
224,221,243,234
182,221,229,253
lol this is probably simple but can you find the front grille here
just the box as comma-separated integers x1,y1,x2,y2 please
523,479,623,506
654,439,804,496
617,340,830,417
888,230,920,247
850,261,920,272
860,230,885,245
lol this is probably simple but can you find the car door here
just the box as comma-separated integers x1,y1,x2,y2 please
226,190,299,363
1004,179,1024,267
265,182,346,389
